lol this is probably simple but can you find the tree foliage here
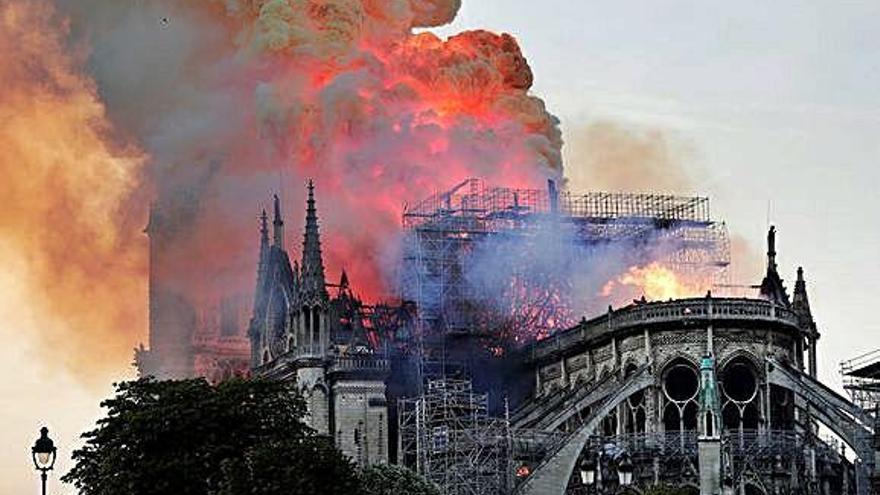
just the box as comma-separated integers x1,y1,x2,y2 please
62,377,361,495
359,463,441,495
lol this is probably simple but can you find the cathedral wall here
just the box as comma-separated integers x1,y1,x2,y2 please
296,366,330,434
332,380,389,466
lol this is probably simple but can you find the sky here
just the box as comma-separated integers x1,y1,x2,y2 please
3,1,880,493
431,0,880,384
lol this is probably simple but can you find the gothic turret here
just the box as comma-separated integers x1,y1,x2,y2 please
793,267,820,376
759,226,790,306
301,180,327,303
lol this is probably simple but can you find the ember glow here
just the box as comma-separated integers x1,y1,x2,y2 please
602,262,710,302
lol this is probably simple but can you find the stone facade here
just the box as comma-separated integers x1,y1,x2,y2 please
136,201,251,382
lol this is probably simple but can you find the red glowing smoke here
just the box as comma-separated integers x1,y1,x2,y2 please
143,0,563,305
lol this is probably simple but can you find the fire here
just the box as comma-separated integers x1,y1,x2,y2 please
603,262,708,302
133,0,564,309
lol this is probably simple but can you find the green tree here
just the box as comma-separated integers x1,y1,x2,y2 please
62,377,361,495
359,463,440,495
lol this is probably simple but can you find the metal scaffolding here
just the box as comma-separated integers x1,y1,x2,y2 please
841,349,880,412
398,379,512,495
399,178,731,348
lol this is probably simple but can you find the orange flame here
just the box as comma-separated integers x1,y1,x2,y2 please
602,262,708,302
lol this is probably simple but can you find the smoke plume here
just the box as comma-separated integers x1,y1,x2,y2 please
564,121,696,193
0,0,148,379
0,0,564,379
5,0,754,380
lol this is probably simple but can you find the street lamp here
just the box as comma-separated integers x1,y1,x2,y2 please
31,427,56,495
580,452,597,486
617,453,634,487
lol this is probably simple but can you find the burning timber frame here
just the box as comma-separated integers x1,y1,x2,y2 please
400,178,731,342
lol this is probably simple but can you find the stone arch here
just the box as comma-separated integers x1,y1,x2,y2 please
514,365,654,495
766,357,874,488
739,472,769,495
656,352,699,381
718,349,762,377
660,357,700,432
622,361,647,433
720,353,762,431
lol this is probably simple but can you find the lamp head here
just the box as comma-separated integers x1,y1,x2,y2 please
579,453,597,485
32,427,57,471
617,452,634,486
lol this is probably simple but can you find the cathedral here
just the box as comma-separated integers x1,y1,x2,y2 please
139,178,880,494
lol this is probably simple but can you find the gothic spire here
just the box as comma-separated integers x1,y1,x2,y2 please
273,194,284,248
301,180,327,301
260,208,269,250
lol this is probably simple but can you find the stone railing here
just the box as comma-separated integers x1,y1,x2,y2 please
530,298,801,362
328,356,390,374
581,429,842,461
191,333,250,353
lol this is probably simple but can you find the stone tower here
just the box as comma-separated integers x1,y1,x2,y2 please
293,181,332,434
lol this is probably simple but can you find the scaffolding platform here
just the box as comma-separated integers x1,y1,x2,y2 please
398,379,512,495
841,349,880,413
399,178,731,346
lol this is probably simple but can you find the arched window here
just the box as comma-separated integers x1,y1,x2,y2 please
312,306,321,341
662,358,699,432
721,356,762,432
303,307,311,350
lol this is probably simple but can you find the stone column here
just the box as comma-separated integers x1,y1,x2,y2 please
699,439,722,495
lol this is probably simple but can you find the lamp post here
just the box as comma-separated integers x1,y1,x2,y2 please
617,453,634,488
31,427,57,495
579,448,636,494
580,452,597,487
